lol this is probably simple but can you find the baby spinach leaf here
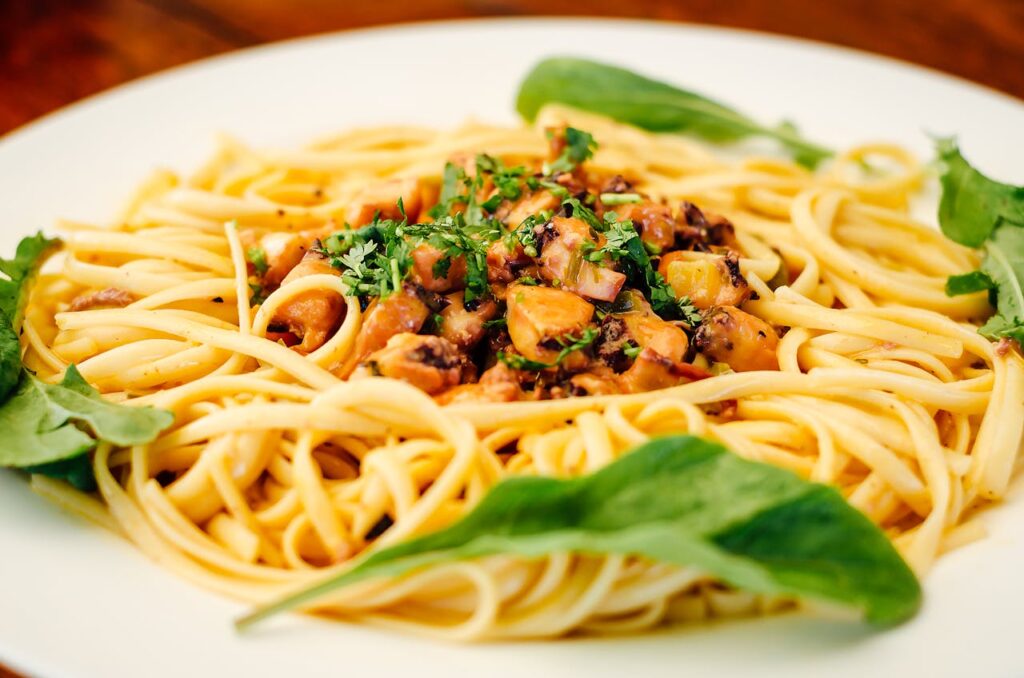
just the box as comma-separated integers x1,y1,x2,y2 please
238,435,920,631
0,365,174,472
937,138,1024,248
516,57,832,168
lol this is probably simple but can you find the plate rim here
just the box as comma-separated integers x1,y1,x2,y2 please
2,16,1022,148
2,17,1024,678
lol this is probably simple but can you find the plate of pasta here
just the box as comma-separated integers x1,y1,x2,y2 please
1,18,1023,678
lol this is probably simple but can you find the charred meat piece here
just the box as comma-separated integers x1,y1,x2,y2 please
271,249,346,353
411,243,467,293
353,333,466,395
693,306,779,372
658,251,752,310
347,178,424,227
496,189,561,228
537,216,626,302
486,239,533,285
353,283,431,361
506,283,594,370
69,287,136,312
435,361,522,404
615,201,676,252
439,291,499,350
676,202,739,251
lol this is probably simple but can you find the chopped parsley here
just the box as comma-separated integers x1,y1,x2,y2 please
546,127,597,175
600,192,642,205
320,217,413,299
585,219,700,325
623,342,644,359
246,247,269,276
498,327,599,371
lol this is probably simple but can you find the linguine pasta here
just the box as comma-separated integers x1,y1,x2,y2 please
20,104,1024,639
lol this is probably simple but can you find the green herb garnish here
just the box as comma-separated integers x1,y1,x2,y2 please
497,326,599,371
546,126,597,175
238,435,921,631
938,139,1024,346
0,235,173,490
517,57,831,168
246,247,269,276
600,192,642,205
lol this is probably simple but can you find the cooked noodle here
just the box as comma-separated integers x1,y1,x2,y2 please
20,105,1024,639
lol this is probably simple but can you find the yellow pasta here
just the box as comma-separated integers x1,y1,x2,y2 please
19,104,1024,640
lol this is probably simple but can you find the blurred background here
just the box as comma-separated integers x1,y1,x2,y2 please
1,0,1022,133
2,0,1024,135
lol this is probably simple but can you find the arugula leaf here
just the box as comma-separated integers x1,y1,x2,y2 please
0,232,59,325
0,233,59,400
938,141,1024,345
0,366,174,489
238,435,920,631
974,228,1024,345
517,57,832,168
936,138,1024,248
0,234,174,490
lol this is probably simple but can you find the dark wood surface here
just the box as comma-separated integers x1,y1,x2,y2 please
1,0,1024,136
0,1,1021,675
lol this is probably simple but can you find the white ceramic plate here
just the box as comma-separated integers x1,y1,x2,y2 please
1,18,1022,678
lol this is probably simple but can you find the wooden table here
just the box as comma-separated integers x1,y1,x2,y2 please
1,0,1023,136
0,1,1021,676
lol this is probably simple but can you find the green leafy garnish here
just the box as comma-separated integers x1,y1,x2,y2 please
237,435,921,631
322,219,413,299
622,341,644,359
937,138,1024,248
517,57,832,169
546,127,597,175
600,192,642,205
592,219,700,324
246,247,269,276
497,326,599,371
938,140,1024,346
0,366,174,489
0,233,59,400
0,234,174,490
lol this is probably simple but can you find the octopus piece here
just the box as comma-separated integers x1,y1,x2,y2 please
693,306,779,372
